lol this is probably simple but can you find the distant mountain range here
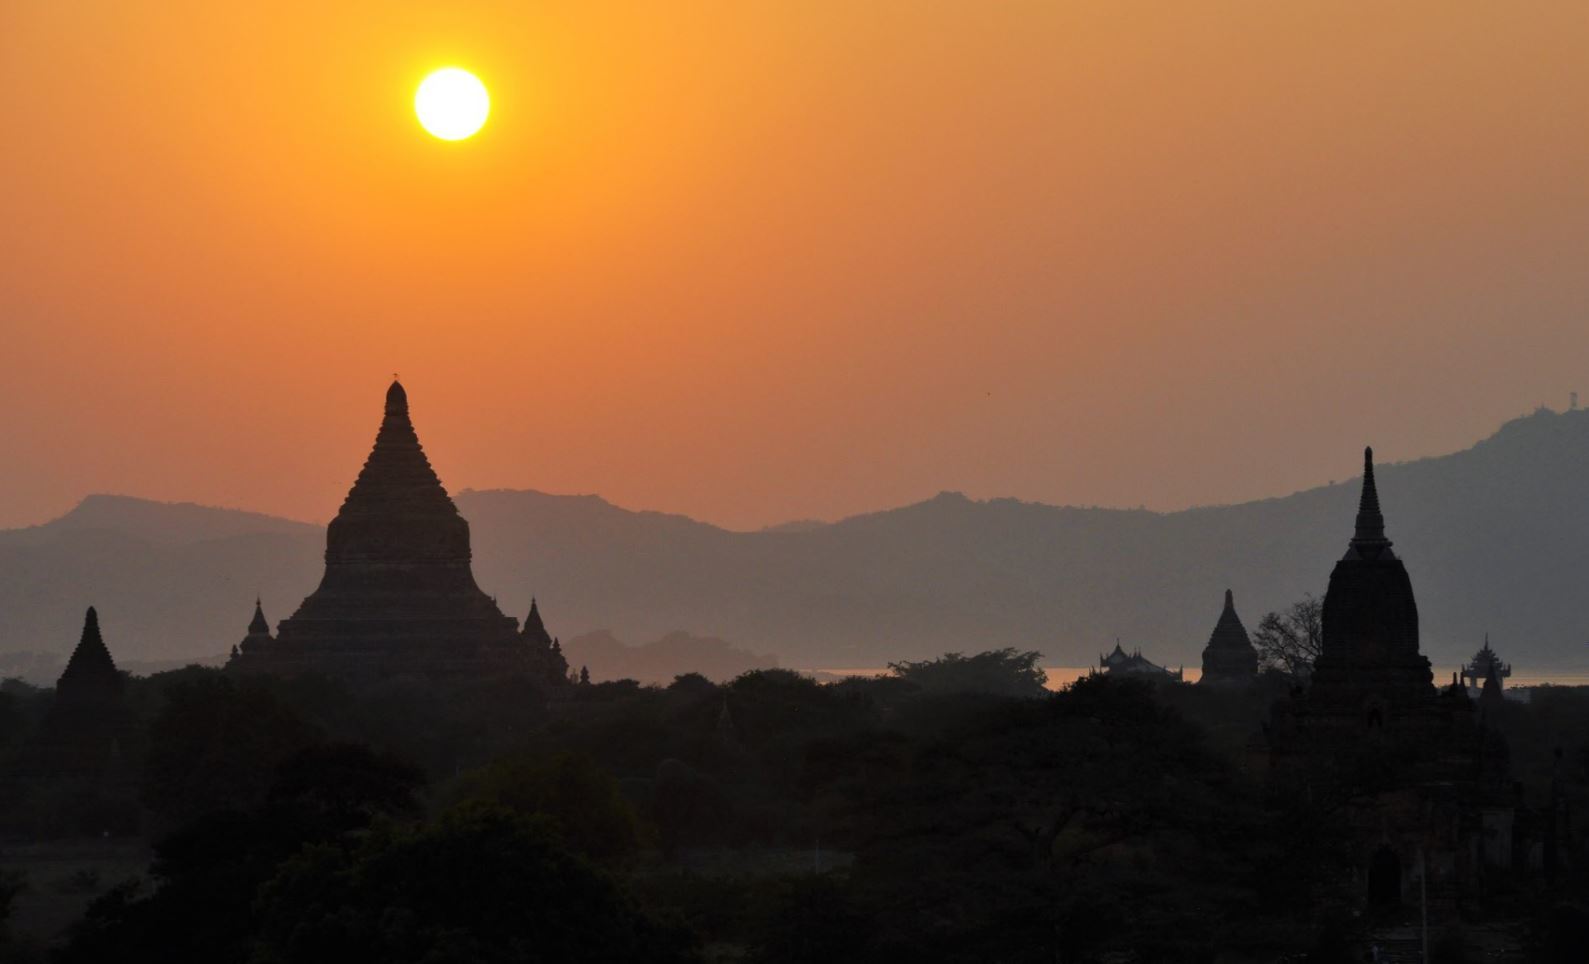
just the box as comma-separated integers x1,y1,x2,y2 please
3,407,1588,676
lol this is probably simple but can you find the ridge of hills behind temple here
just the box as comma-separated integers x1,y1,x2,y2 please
1,406,1586,672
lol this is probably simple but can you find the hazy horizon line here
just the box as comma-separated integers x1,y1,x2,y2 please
9,401,1573,536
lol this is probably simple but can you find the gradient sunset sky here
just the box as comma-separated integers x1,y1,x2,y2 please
3,2,1587,530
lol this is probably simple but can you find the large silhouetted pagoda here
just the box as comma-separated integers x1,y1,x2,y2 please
1306,447,1435,713
1266,447,1511,912
228,380,535,680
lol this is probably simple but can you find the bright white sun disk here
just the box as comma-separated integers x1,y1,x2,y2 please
415,68,490,141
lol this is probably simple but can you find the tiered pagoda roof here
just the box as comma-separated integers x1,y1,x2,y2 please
1098,640,1183,681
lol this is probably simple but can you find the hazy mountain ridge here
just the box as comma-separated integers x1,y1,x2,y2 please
3,408,1587,672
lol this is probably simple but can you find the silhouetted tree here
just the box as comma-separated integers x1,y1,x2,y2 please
1252,594,1323,684
887,648,1048,699
268,742,424,832
59,739,427,964
447,751,641,861
141,673,319,826
252,805,692,963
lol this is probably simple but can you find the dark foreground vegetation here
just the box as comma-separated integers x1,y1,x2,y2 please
1,652,1587,963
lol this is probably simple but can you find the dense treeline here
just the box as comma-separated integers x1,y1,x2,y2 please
0,653,1586,962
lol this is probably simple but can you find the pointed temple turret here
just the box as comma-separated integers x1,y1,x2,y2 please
1199,589,1258,685
57,606,123,707
228,379,526,680
239,597,274,656
1308,445,1433,711
1346,447,1395,560
522,598,551,646
249,597,270,636
37,607,130,781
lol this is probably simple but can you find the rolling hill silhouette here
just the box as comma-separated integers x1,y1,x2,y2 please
2,409,1586,674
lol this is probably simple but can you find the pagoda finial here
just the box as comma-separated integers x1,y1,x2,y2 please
1347,445,1393,555
385,378,408,416
1223,588,1235,610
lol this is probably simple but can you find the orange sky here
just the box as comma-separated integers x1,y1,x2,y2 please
3,2,1588,530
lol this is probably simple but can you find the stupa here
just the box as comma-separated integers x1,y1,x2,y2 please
1198,589,1258,684
228,380,530,680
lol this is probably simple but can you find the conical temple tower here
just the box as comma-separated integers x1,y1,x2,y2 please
38,606,132,784
1199,589,1257,684
521,598,551,647
238,597,273,656
1264,448,1509,914
57,606,123,707
1308,447,1433,710
230,380,525,679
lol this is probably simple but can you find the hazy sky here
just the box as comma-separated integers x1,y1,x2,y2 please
3,2,1588,530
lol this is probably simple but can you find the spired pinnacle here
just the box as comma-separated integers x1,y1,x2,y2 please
1349,446,1393,556
248,597,271,636
1223,588,1235,611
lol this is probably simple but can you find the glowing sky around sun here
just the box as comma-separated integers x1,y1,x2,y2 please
2,2,1589,530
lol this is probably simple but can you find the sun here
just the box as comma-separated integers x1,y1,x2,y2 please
415,68,490,141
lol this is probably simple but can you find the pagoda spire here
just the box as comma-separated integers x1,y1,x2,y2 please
522,597,551,645
57,606,122,703
248,597,271,636
1346,446,1394,559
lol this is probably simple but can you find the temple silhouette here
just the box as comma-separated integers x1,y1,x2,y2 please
1198,588,1257,685
1096,640,1182,680
31,607,132,784
227,380,563,682
1265,448,1561,919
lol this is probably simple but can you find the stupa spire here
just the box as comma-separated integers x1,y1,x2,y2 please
248,597,270,636
522,597,551,645
386,378,408,415
1347,446,1394,558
